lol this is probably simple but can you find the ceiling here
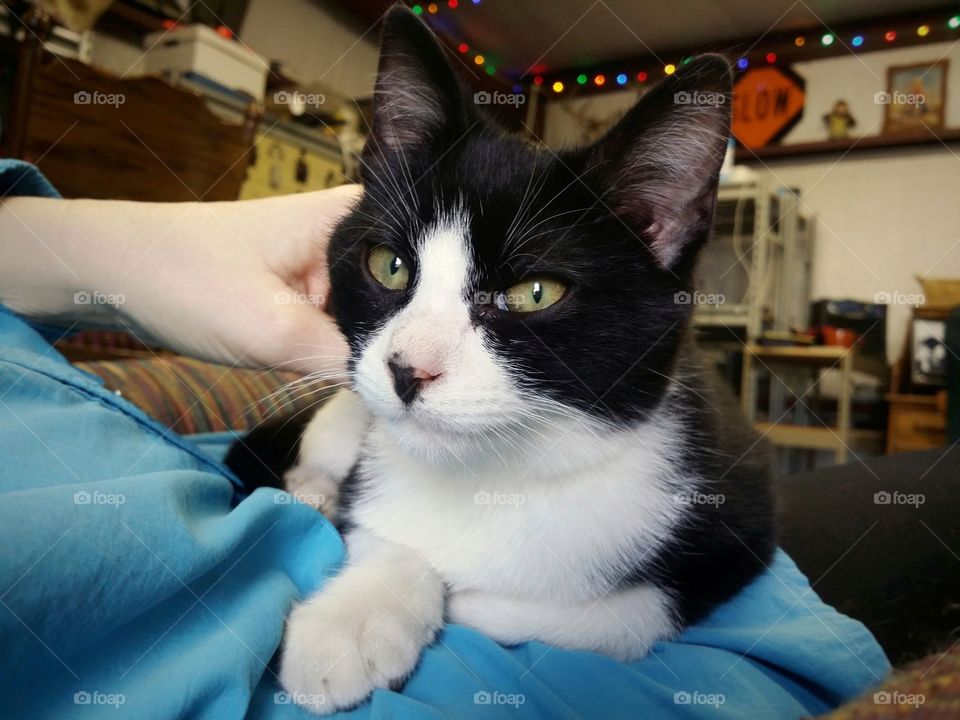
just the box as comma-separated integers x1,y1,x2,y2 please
342,0,959,79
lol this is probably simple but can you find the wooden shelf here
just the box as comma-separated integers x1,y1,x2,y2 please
746,345,847,363
744,344,887,378
754,423,884,450
735,127,960,162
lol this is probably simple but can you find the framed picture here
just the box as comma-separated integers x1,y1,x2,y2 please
911,318,947,386
883,61,948,135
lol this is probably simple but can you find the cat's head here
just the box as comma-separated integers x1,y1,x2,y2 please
328,5,731,460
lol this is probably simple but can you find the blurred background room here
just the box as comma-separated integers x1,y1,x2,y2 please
2,2,960,705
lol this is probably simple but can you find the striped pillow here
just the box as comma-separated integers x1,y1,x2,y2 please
75,356,334,435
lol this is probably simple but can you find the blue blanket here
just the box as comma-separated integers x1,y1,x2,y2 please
0,160,889,718
0,306,890,719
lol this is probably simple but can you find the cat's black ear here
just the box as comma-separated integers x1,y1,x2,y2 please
367,5,468,158
588,55,732,270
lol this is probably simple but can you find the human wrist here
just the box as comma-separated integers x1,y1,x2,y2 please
54,198,169,331
0,196,111,327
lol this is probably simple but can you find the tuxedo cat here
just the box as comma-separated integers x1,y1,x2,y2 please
227,6,773,714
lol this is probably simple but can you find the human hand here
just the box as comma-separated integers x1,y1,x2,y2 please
0,184,361,378
111,185,361,377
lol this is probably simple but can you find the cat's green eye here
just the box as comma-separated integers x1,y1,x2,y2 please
367,245,410,290
497,276,567,313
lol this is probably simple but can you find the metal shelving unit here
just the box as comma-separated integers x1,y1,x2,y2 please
694,177,813,340
778,191,816,333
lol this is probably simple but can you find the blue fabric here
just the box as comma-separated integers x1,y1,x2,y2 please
0,158,62,199
0,160,890,718
0,305,891,720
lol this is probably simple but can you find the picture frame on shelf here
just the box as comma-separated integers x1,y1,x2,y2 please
911,317,948,386
882,61,948,135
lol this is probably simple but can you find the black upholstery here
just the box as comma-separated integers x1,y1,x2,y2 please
777,445,960,666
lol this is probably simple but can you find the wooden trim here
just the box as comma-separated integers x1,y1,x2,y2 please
735,126,960,161
4,7,52,158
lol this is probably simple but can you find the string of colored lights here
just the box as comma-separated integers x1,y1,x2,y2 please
541,15,960,94
411,0,482,10
409,3,960,96
410,1,502,79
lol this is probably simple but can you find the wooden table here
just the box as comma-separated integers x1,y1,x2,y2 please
740,345,887,464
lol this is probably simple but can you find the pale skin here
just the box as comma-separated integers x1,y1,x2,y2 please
0,185,360,376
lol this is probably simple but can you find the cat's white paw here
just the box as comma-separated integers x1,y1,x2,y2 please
284,465,339,518
279,580,444,715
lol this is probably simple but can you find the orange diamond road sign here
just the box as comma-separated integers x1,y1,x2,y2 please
732,66,806,149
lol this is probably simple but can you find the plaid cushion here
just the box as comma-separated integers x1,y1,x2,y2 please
57,329,155,356
75,356,332,434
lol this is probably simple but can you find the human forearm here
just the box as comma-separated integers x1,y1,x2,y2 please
0,195,131,327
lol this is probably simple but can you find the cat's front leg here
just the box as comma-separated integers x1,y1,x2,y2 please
447,584,678,662
280,529,445,715
284,389,369,519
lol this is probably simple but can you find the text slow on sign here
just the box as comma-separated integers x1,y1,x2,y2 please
732,66,806,149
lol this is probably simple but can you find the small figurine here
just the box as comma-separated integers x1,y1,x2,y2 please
823,99,856,140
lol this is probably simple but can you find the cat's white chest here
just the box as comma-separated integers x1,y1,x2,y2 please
350,419,685,603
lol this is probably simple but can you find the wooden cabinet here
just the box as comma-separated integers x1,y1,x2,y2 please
2,9,260,202
886,392,947,453
885,306,951,454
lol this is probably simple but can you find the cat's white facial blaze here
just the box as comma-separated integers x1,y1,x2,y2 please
353,210,522,456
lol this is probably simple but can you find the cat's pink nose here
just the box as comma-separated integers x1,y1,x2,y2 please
411,366,442,382
387,359,442,404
